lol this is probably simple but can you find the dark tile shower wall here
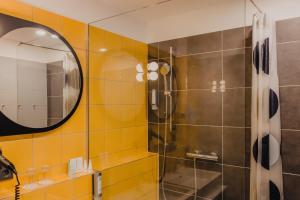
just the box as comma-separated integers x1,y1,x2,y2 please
149,16,300,200
277,17,300,200
149,27,251,200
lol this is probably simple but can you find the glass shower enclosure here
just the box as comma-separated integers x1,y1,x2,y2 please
88,0,300,199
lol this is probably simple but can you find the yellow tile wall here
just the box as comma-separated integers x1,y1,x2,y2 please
0,1,88,197
88,25,148,160
88,23,158,200
2,174,92,200
0,1,158,199
102,154,158,200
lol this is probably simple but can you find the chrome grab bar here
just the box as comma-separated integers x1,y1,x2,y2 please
186,152,218,162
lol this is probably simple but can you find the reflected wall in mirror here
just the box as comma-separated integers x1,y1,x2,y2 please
0,14,83,135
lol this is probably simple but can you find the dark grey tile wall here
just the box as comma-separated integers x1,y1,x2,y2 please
277,17,300,197
148,27,251,200
149,17,300,200
47,61,64,126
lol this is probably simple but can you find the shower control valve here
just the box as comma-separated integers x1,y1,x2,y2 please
219,80,226,92
211,81,217,93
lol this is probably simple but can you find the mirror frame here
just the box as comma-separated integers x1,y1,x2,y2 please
0,13,84,136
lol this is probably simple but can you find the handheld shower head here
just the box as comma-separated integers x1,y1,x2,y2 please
159,63,171,96
160,63,171,76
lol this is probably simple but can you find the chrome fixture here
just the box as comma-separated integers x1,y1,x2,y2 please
186,151,219,162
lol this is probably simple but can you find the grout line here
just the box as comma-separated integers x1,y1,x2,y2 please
281,128,300,132
158,47,250,59
243,20,247,175
103,167,156,189
86,24,91,160
149,87,252,92
151,123,300,131
148,122,251,129
279,85,300,88
158,155,250,169
169,124,222,128
136,189,159,200
159,187,212,200
283,172,300,177
89,103,146,106
277,40,300,45
222,163,250,169
221,30,224,200
157,44,161,157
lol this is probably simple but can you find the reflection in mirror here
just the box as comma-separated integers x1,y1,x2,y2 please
0,27,81,128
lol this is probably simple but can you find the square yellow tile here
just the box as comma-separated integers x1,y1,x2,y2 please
0,134,32,142
89,79,105,105
61,16,87,50
135,82,147,105
139,190,158,200
89,52,105,79
88,25,105,53
89,105,105,131
74,48,87,78
73,175,92,198
105,81,122,105
21,189,46,200
33,134,62,168
103,30,122,53
89,131,106,158
135,126,148,150
121,128,135,150
119,59,138,82
120,105,136,128
103,55,123,81
61,133,86,163
105,130,122,154
46,180,73,199
62,105,86,134
32,7,63,33
121,37,136,56
105,105,122,130
135,105,148,126
80,81,87,105
0,139,33,174
120,82,135,105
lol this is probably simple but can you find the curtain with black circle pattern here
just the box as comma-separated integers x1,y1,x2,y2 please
250,14,283,200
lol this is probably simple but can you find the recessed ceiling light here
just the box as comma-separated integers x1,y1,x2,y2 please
35,29,46,36
51,34,58,39
99,48,107,53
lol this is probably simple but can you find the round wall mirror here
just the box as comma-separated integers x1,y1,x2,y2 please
0,14,83,135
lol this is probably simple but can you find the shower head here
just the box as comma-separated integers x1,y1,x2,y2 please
160,63,170,76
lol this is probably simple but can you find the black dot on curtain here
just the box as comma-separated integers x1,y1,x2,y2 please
262,38,270,75
252,135,270,170
270,181,281,200
253,138,258,163
253,42,260,74
269,89,279,118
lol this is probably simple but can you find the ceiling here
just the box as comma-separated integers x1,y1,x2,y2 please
21,0,167,23
20,0,300,43
22,0,236,43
